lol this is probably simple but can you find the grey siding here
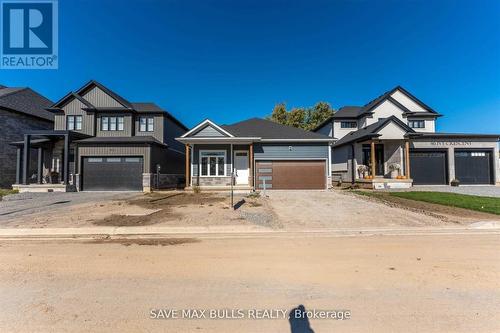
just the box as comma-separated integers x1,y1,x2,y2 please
96,113,133,137
150,145,185,175
253,143,329,160
81,86,123,108
332,145,349,172
54,114,64,129
77,145,151,173
163,116,187,152
192,124,226,137
192,144,232,177
0,109,53,187
135,114,164,142
55,99,95,136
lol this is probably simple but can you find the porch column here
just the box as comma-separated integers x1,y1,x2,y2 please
63,134,69,185
370,140,376,177
22,135,31,184
37,147,43,184
15,148,22,184
185,144,190,188
249,143,254,189
405,140,411,178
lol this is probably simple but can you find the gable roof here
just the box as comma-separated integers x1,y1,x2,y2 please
313,86,441,131
333,116,414,147
75,80,132,109
46,81,187,130
181,119,235,138
221,118,332,140
0,86,54,121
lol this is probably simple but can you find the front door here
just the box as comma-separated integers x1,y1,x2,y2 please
375,144,384,176
234,151,249,185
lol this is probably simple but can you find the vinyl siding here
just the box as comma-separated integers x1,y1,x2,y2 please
150,145,185,174
253,143,329,160
77,145,151,173
96,113,133,137
163,117,187,152
135,114,164,142
192,125,226,137
81,86,123,108
55,99,94,135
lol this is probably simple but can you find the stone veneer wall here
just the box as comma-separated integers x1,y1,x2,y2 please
195,176,232,187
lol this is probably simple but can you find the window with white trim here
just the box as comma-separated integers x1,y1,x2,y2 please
200,151,226,176
409,120,425,128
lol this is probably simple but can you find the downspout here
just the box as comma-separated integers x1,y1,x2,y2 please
351,143,355,185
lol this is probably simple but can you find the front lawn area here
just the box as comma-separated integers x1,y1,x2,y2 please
0,189,18,200
389,191,500,215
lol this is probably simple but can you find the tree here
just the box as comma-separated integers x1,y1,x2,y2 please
268,103,288,124
287,108,307,129
267,101,335,130
305,102,334,130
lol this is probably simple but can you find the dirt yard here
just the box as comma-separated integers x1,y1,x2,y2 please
0,191,279,229
1,234,499,332
1,189,498,230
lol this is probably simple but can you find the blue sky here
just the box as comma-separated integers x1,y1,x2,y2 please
2,0,499,132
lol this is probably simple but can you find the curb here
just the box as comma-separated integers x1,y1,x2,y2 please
1,225,500,241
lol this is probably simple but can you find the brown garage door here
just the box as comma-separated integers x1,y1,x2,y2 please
256,160,326,190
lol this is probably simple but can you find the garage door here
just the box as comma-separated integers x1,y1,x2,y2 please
82,157,143,191
255,160,326,190
454,150,493,184
410,150,447,185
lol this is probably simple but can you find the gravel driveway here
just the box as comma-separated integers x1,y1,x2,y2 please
266,190,449,229
0,192,140,221
388,185,500,197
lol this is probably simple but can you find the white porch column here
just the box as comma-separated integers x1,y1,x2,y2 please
230,143,233,183
191,143,195,186
327,143,332,188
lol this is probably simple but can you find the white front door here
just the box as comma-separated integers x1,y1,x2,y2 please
234,151,249,185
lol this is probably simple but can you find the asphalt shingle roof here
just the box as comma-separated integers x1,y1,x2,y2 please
333,116,414,147
0,86,54,121
221,118,332,140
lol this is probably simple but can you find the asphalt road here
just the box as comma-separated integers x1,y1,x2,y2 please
1,233,499,332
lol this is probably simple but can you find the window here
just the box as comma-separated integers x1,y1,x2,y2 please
101,117,109,131
67,116,82,130
200,151,226,176
101,116,124,131
340,121,357,128
117,117,124,131
139,117,154,132
110,117,117,131
409,120,425,128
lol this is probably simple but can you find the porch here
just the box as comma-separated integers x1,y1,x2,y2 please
10,130,90,192
353,139,413,189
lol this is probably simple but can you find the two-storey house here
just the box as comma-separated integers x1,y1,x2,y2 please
12,81,187,192
314,86,499,188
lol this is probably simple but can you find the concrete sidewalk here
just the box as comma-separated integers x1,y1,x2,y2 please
1,222,500,240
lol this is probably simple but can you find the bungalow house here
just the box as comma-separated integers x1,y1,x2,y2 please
177,118,335,190
12,80,187,192
314,86,500,189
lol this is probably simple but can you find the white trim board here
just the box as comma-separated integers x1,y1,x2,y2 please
180,119,235,138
